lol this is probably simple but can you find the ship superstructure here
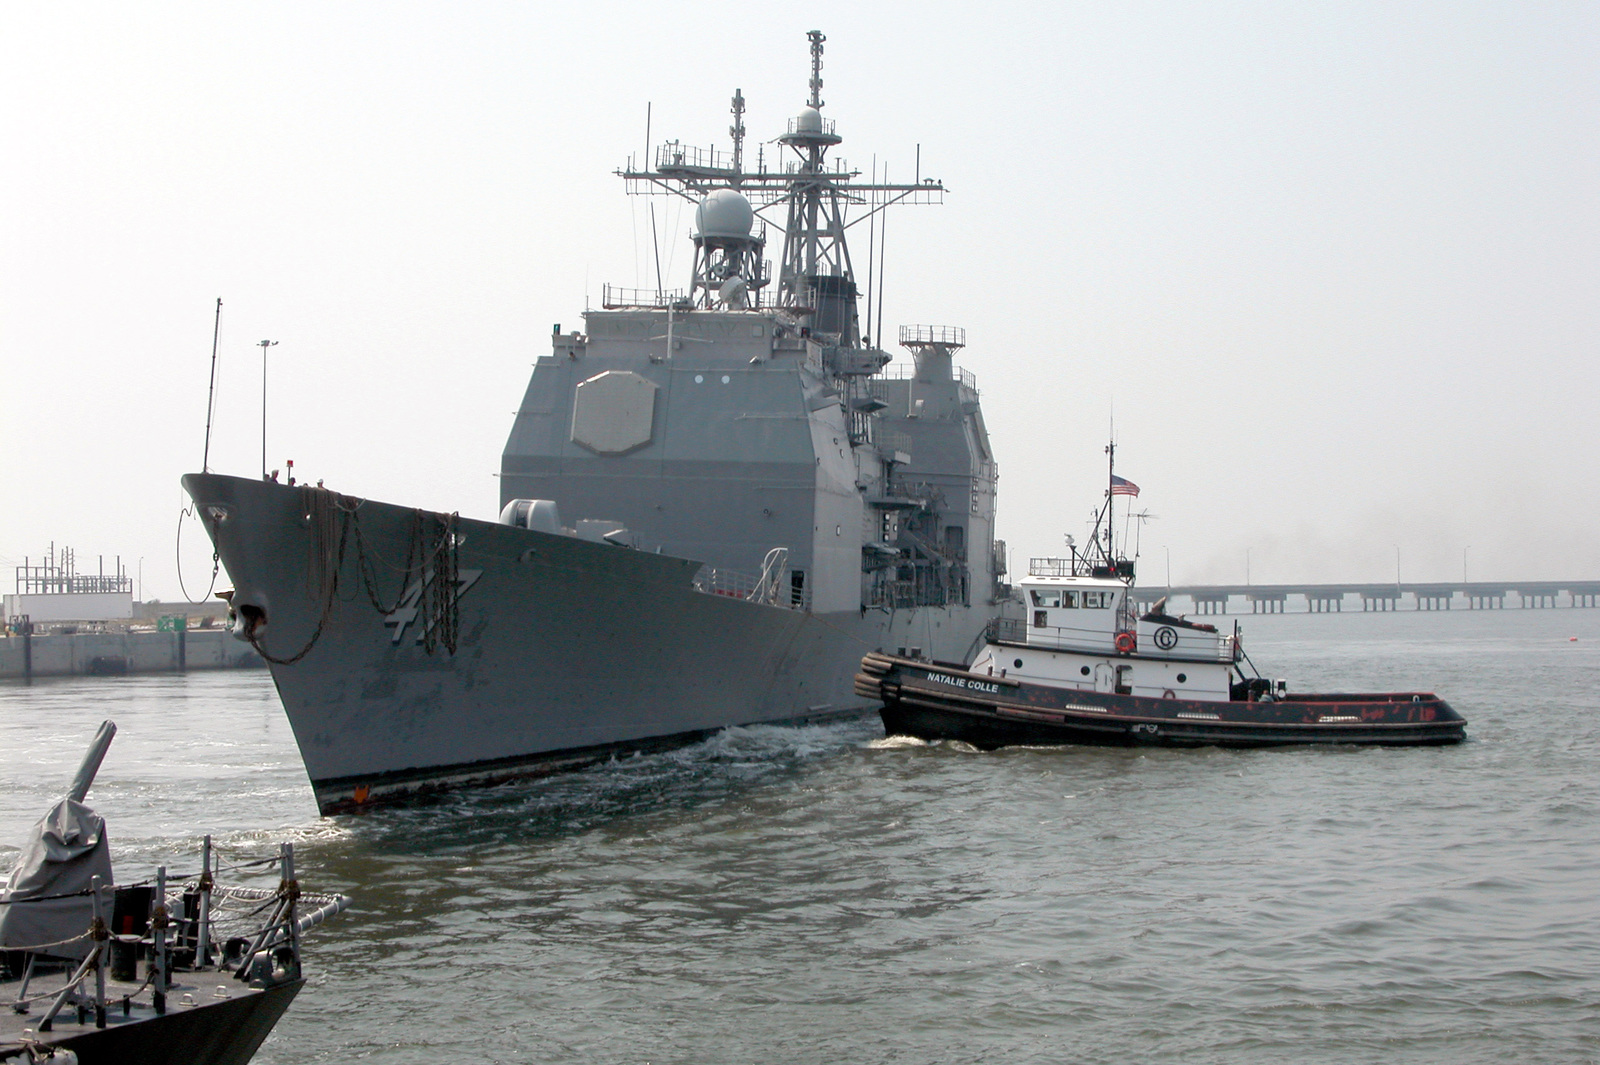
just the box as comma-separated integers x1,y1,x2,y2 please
501,31,998,620
183,32,1007,813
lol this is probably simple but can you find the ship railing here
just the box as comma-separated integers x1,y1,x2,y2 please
864,577,952,611
987,617,1027,644
1028,557,1106,578
1017,622,1120,653
656,141,737,175
12,838,349,1033
693,565,812,611
785,114,838,139
1009,620,1236,662
899,325,966,349
747,547,790,607
601,284,692,310
872,363,980,394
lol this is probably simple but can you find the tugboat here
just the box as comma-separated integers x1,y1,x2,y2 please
856,449,1467,749
183,32,1006,814
1,722,350,1064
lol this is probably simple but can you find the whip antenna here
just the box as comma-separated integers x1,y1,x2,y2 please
202,297,222,472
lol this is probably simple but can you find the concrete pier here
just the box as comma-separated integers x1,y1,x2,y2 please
1248,593,1286,614
1307,592,1343,612
1414,585,1454,611
0,628,262,680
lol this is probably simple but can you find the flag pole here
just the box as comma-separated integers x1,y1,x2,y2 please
1105,436,1116,564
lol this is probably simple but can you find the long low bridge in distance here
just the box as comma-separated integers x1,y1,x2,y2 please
1132,581,1600,615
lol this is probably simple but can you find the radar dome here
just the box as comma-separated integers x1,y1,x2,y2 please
694,189,754,241
795,106,824,134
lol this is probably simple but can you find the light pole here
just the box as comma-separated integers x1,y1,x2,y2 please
1246,548,1251,587
1164,546,1171,594
1463,545,1470,583
259,339,278,480
1395,545,1401,587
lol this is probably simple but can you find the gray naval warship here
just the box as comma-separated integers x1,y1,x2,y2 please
184,32,1006,814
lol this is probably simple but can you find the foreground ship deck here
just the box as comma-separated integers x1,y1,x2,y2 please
2,723,349,1065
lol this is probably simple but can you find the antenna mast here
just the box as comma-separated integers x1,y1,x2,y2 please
616,30,944,347
729,89,745,182
1106,437,1116,563
201,298,222,473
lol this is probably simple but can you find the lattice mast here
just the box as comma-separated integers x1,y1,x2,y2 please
617,30,944,341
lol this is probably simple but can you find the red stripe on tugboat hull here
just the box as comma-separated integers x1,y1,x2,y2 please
858,655,1467,749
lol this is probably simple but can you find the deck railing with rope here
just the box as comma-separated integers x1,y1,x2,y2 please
4,837,349,1036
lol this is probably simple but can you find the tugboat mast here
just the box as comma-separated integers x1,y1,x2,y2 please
1079,438,1138,578
1105,438,1118,565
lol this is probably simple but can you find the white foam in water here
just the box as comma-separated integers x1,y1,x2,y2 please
868,734,930,748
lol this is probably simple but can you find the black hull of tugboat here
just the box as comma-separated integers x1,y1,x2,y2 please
856,653,1467,749
7,979,302,1065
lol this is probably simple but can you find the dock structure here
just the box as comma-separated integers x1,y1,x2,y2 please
1145,580,1600,615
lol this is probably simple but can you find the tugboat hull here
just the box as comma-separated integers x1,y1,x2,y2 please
856,653,1468,749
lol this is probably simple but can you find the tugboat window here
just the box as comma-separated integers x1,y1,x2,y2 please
1062,590,1080,608
1176,673,1187,683
1080,666,1091,676
1030,590,1063,608
1014,659,1024,669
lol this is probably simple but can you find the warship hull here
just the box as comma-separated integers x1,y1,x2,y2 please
184,473,987,814
179,35,1009,813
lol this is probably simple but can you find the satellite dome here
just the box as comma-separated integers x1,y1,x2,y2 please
795,106,824,133
694,189,754,241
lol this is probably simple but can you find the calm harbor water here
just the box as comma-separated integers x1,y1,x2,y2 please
2,609,1597,1064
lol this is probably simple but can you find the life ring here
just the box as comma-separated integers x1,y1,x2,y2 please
1114,631,1136,654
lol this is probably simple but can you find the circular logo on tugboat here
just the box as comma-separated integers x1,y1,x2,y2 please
1153,625,1179,650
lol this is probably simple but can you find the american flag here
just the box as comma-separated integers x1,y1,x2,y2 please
1110,474,1140,497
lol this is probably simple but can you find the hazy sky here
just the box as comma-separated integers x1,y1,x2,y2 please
3,2,1596,600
